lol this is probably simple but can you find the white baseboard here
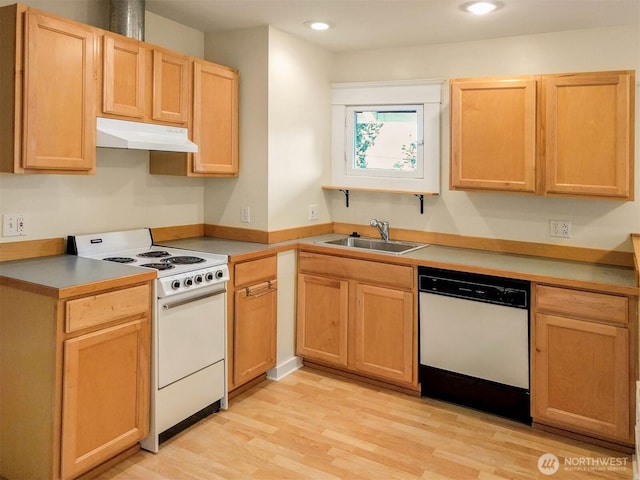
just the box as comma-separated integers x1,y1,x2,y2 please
267,356,303,381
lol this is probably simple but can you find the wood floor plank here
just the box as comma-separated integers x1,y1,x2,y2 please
95,368,633,479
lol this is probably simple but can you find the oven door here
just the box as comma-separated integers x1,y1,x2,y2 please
157,287,225,388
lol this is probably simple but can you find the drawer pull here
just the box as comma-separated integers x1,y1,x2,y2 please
245,280,277,298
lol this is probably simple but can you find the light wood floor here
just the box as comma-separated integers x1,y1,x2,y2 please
97,368,633,479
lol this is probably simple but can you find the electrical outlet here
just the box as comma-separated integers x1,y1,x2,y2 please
549,219,571,238
241,206,251,223
309,204,319,221
2,213,26,237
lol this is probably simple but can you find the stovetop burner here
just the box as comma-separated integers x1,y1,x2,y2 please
162,256,206,265
138,251,171,258
104,257,136,264
68,228,228,280
140,263,176,271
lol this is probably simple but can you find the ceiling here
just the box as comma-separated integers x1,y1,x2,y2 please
145,0,639,52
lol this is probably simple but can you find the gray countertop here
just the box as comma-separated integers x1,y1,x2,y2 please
161,236,292,257
1,235,635,297
0,255,156,298
161,234,638,294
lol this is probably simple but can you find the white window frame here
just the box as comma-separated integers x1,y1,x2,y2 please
331,80,442,194
345,105,424,179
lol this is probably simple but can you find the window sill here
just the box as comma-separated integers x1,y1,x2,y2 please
322,185,438,214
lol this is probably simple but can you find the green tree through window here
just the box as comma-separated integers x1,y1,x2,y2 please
355,120,383,169
353,110,417,171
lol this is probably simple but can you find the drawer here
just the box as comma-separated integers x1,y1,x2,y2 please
535,285,628,325
65,284,151,333
234,255,277,287
298,252,413,290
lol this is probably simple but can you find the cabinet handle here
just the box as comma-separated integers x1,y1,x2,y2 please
245,280,277,298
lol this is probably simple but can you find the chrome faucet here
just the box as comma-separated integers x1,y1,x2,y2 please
370,219,390,241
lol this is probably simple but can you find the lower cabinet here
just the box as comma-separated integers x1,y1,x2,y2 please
297,251,417,390
296,274,348,366
353,283,414,384
61,318,149,479
0,281,151,480
532,284,635,446
228,255,277,392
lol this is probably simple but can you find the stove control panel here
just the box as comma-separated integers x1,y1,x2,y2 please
157,265,229,298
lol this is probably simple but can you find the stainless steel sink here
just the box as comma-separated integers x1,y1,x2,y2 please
317,237,428,255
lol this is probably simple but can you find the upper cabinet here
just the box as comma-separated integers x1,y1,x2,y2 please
99,31,240,178
450,70,635,200
192,60,239,175
543,72,633,199
450,77,537,193
100,33,190,125
0,5,97,174
149,59,239,177
152,50,190,124
0,4,238,176
102,34,145,118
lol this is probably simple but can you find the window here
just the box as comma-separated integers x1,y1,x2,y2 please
331,81,442,193
346,105,423,179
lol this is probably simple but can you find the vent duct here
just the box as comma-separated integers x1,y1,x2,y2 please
109,0,145,40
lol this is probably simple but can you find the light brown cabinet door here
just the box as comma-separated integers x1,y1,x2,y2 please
152,50,189,124
450,78,537,193
353,283,414,384
192,60,239,175
544,71,633,199
233,281,277,387
60,318,149,479
296,274,348,367
23,11,96,172
532,313,630,442
102,34,145,118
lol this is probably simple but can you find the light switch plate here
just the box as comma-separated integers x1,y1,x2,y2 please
309,204,319,220
241,206,251,223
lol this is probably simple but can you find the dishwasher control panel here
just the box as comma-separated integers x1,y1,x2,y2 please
418,267,529,309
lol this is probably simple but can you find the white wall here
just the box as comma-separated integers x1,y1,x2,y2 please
329,26,640,251
204,26,332,232
0,1,206,242
204,27,270,231
267,28,332,231
0,150,204,239
146,10,204,57
0,0,205,55
0,0,109,28
332,26,638,81
1,1,638,253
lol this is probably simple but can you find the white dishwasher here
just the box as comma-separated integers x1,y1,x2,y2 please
418,267,531,423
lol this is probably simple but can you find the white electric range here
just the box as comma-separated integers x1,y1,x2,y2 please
67,228,229,452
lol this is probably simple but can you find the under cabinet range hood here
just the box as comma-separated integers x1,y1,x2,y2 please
96,117,198,153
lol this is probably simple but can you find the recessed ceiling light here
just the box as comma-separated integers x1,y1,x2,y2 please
305,21,332,31
462,1,500,15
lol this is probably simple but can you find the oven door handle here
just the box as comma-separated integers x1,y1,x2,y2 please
162,289,226,310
